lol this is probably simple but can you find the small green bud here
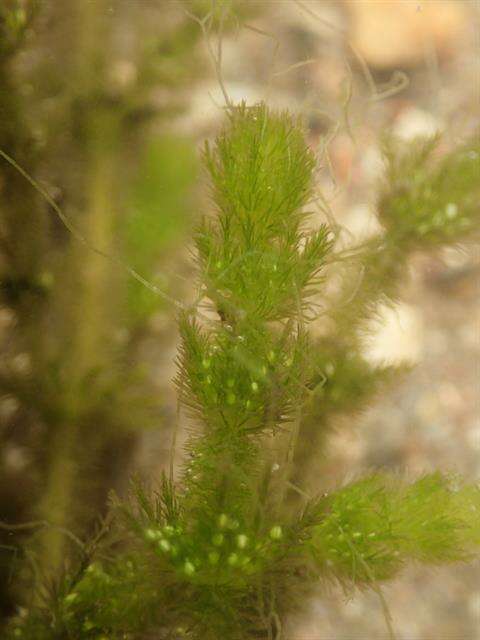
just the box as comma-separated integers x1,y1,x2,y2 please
445,202,458,219
251,381,259,393
184,560,196,576
208,551,220,565
325,362,335,376
212,533,224,546
202,358,211,369
38,271,54,288
227,392,236,405
236,534,248,549
64,592,78,605
353,532,362,539
227,553,239,566
144,528,158,541
269,525,283,540
218,513,229,528
86,562,99,574
158,539,171,553
14,8,26,28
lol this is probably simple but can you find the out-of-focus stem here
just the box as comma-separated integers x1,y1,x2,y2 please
34,0,120,579
36,111,120,578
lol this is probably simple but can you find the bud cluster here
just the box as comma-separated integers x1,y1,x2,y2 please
143,514,284,582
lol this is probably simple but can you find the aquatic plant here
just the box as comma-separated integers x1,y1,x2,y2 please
5,102,479,639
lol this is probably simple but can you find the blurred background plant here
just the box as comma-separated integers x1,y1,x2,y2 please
0,0,239,623
1,1,479,638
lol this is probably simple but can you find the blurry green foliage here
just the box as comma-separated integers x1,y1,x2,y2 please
309,473,480,585
0,0,34,58
379,135,480,247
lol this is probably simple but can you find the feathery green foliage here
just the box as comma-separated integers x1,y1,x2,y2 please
309,473,480,586
198,103,331,322
5,103,480,639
